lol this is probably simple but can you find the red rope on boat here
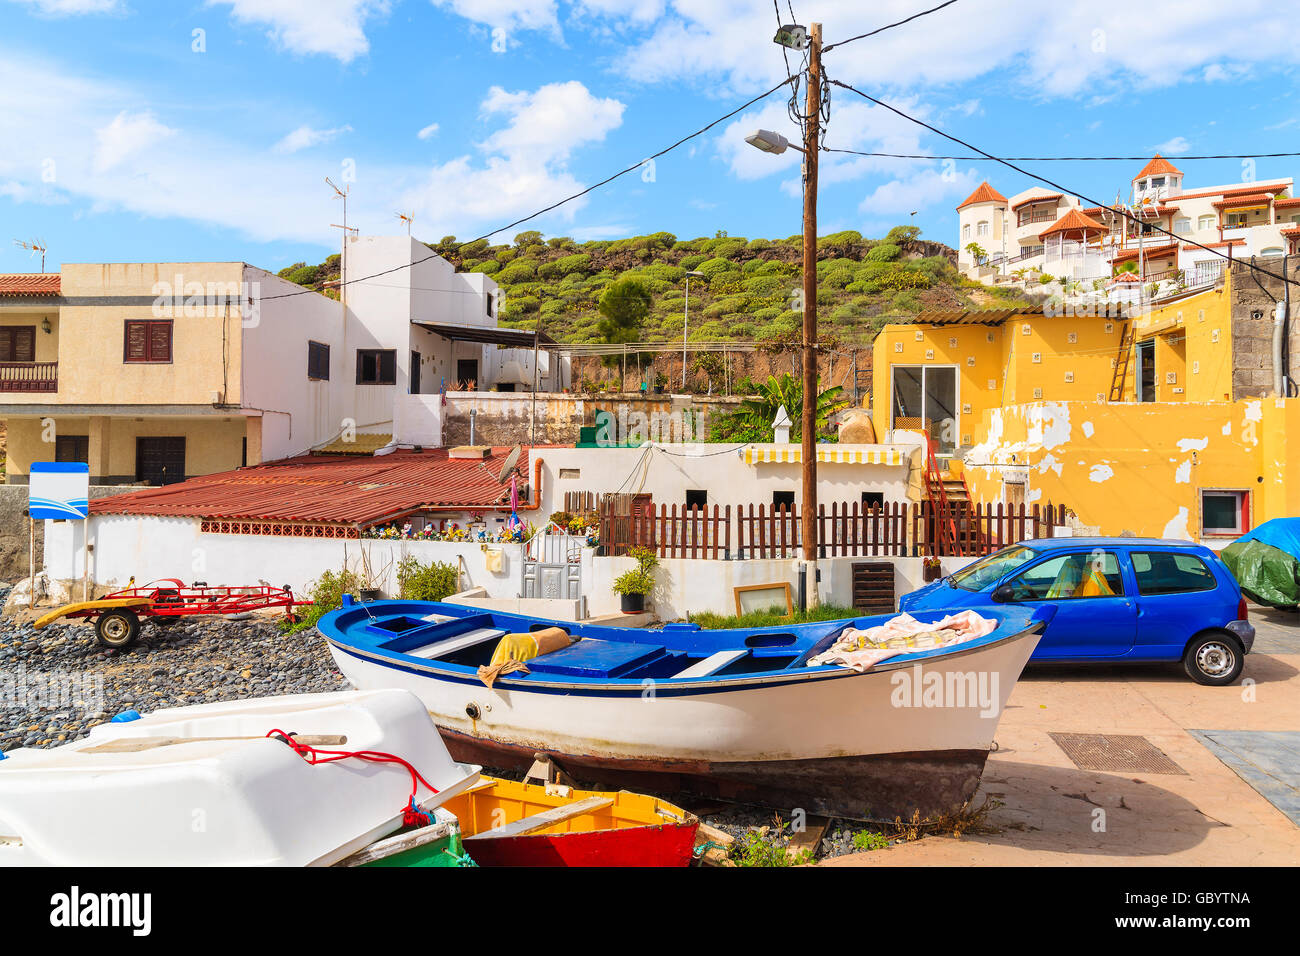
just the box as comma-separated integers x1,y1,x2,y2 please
265,729,441,827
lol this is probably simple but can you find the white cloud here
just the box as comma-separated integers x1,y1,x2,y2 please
1153,135,1191,155
206,0,391,63
428,0,560,35
419,1,1300,101
416,122,440,140
858,166,980,218
6,0,121,15
273,124,353,154
93,111,176,173
400,81,626,240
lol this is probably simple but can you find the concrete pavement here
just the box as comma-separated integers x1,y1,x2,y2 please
827,606,1300,866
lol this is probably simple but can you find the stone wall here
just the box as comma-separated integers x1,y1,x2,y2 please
1229,258,1300,399
0,484,143,583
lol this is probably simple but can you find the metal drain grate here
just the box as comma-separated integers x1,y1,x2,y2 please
1049,733,1187,775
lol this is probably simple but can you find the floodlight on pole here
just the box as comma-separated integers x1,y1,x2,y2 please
745,129,804,155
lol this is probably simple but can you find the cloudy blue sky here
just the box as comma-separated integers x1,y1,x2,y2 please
2,0,1299,274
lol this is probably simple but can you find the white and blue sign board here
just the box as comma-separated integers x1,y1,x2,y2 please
29,462,90,520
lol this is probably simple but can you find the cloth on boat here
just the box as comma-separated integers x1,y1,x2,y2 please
477,627,574,687
806,610,997,673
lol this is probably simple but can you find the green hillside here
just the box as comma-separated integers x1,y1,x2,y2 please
275,226,1031,346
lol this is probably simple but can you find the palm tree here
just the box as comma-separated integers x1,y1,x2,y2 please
734,373,848,441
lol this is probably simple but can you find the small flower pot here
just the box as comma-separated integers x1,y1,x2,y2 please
620,592,646,614
922,563,942,583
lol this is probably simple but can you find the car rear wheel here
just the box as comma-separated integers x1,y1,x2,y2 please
1183,633,1243,686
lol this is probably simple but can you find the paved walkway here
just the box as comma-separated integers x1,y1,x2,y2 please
827,607,1300,866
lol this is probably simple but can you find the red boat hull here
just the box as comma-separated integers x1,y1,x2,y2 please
467,821,699,867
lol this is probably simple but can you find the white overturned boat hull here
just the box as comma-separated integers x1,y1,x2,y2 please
0,690,479,866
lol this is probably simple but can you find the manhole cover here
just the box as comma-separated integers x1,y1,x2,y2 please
1049,733,1187,775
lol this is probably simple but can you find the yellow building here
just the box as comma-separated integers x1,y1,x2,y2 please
870,262,1299,544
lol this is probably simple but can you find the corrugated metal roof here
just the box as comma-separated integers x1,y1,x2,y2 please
414,322,556,347
89,447,534,525
0,273,60,297
913,307,1041,327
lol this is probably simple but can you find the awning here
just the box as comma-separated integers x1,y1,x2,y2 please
741,446,907,465
414,322,556,347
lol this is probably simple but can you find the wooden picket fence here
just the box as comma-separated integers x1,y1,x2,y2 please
598,498,1067,559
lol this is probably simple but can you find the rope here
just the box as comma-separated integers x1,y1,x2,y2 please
266,729,441,828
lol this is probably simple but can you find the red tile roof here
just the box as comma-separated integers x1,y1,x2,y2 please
1272,197,1300,208
956,181,1007,210
89,447,542,526
1133,155,1183,181
1010,192,1062,211
1212,193,1274,208
1182,239,1245,250
1039,208,1106,238
1110,242,1179,264
1174,182,1290,202
0,273,60,297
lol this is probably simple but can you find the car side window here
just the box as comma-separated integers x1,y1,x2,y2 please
1131,551,1216,595
1003,551,1125,601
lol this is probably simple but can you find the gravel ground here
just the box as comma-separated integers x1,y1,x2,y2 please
0,607,347,753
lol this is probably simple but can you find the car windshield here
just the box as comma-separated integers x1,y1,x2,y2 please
948,545,1037,591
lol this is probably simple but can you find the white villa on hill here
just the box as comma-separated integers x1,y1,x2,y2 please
957,156,1300,291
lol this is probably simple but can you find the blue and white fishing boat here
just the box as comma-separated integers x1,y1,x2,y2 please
318,600,1052,820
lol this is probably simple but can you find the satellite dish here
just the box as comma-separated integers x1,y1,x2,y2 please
498,445,523,484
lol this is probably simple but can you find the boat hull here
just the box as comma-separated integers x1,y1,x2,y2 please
326,624,1039,821
465,821,698,867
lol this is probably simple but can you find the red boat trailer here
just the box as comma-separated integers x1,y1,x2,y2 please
33,578,313,648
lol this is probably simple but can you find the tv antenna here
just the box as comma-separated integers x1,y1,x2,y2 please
14,238,47,272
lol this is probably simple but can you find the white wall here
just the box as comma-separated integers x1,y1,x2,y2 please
241,266,348,460
586,553,972,619
45,515,523,599
540,443,918,516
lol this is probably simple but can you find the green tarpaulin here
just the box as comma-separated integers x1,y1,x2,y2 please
1221,540,1300,609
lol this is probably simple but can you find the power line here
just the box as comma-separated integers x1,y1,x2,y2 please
828,78,1300,290
262,77,797,302
823,147,1300,162
823,0,961,53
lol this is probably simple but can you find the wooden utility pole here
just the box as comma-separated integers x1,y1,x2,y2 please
801,22,822,607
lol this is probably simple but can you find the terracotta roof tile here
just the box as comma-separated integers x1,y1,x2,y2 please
956,181,1007,210
1211,193,1274,208
1010,192,1062,211
1039,208,1106,238
1133,155,1183,181
1110,242,1179,264
0,273,60,297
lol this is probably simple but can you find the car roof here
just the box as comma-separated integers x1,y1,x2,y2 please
1020,536,1207,551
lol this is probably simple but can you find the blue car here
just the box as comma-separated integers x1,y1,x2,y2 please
899,537,1254,685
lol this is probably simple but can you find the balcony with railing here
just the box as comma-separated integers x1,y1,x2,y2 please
0,361,58,392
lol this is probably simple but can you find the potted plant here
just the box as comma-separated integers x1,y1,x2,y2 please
612,546,658,613
922,555,943,582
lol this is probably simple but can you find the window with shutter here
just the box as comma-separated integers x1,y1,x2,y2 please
308,341,330,380
0,326,37,362
124,320,173,362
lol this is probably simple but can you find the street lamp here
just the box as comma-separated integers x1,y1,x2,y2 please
682,270,704,388
744,129,805,155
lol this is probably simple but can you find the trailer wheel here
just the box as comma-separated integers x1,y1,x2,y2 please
95,609,141,649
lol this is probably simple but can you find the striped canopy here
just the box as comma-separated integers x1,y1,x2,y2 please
740,446,906,466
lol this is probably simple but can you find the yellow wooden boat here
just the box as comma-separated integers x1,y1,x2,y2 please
440,776,699,867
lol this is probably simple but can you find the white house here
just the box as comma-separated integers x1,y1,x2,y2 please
958,156,1300,291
